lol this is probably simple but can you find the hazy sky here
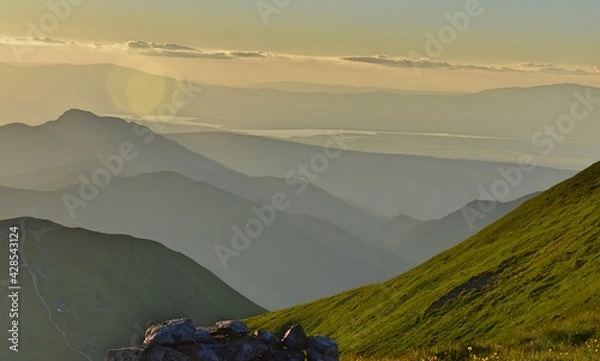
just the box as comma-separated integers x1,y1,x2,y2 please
0,0,598,91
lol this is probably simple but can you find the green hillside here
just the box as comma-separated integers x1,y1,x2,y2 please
247,161,600,360
0,218,265,361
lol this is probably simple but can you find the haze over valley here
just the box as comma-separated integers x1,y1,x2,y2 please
1,1,599,360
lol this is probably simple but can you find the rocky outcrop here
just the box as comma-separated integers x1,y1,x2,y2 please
106,319,339,361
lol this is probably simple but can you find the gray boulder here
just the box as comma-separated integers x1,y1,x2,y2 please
266,348,305,361
194,344,221,361
144,318,196,347
200,342,226,358
144,345,191,361
194,327,214,344
221,336,269,361
282,324,309,350
255,329,281,347
307,336,339,361
215,319,249,336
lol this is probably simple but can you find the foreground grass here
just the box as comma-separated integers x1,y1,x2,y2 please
345,341,599,361
247,162,600,359
341,311,600,361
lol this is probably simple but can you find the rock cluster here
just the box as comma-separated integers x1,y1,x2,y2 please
106,318,339,361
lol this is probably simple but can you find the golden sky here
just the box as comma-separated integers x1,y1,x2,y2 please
0,0,598,91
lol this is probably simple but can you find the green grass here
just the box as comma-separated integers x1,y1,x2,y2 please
0,218,265,361
247,161,600,360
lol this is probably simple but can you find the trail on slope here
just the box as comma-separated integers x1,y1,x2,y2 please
19,218,93,361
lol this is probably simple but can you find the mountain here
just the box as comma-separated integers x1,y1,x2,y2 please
385,193,539,264
383,214,423,236
246,161,600,358
250,82,463,95
166,131,574,219
0,217,264,361
2,63,598,169
0,110,386,241
0,172,408,310
1,64,598,145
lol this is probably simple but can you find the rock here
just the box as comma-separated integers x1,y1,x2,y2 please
194,327,213,344
144,318,196,347
107,320,335,361
255,329,281,347
200,343,226,359
144,345,192,361
221,336,269,361
214,319,249,336
307,336,339,361
266,348,306,361
194,344,221,361
105,347,144,361
281,324,309,350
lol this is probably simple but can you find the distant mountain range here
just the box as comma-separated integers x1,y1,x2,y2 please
3,62,598,169
1,63,598,144
0,217,264,361
0,109,581,309
165,131,574,219
383,193,539,264
249,81,464,95
247,161,600,358
0,109,385,241
0,169,408,310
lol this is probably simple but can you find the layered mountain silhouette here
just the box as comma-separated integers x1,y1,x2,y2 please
248,161,600,357
383,193,539,264
1,63,598,144
0,217,264,361
0,110,385,242
0,171,408,310
0,109,585,310
166,131,574,220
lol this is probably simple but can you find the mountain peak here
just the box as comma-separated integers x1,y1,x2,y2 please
46,109,134,131
55,109,102,122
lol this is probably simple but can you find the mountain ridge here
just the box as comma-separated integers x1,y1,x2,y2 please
246,160,600,357
0,217,265,361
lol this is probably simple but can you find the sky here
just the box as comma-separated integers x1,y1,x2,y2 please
0,0,599,91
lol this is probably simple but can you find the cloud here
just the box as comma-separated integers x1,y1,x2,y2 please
121,40,274,60
0,36,67,46
343,55,514,72
30,37,67,44
1,36,597,77
517,62,592,75
342,54,598,75
125,41,195,51
230,51,266,58
123,40,231,59
342,55,452,69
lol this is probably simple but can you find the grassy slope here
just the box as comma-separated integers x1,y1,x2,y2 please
0,218,265,361
247,161,600,358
